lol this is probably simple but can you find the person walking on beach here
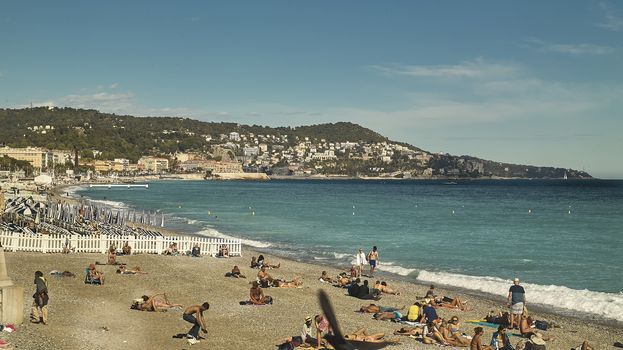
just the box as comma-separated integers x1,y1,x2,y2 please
182,302,209,345
30,270,49,325
367,246,379,277
356,248,367,277
507,277,525,330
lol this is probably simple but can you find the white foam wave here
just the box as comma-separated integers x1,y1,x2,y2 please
187,219,200,225
377,262,416,276
85,198,128,209
194,228,271,248
333,252,352,260
417,270,623,322
313,257,330,260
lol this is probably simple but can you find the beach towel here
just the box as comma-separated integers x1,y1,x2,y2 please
396,320,425,327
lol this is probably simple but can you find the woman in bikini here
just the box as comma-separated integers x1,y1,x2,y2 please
139,293,182,311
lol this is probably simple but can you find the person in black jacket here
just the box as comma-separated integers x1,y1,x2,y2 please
30,270,49,324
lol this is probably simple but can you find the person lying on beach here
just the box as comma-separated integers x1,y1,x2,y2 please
433,295,469,311
374,281,401,295
319,270,334,283
485,310,510,326
335,273,351,287
116,265,148,275
358,304,405,313
344,328,393,342
87,264,104,284
445,316,470,347
49,270,75,277
249,281,273,305
137,293,182,311
519,315,554,341
470,327,494,350
372,310,402,321
122,241,131,255
225,265,246,278
393,326,423,336
571,341,593,350
257,266,274,287
272,277,302,288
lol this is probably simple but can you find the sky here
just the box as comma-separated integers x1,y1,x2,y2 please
1,1,622,178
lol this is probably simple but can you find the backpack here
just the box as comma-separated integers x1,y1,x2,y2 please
534,320,549,331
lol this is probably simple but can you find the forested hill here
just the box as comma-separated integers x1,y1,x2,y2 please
0,108,389,158
0,107,590,179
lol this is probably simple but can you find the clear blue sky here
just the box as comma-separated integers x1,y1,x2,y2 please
1,1,622,178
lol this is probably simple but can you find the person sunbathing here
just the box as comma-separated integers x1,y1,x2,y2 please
336,273,351,287
107,246,117,265
217,244,228,257
257,266,274,286
164,242,179,256
571,341,593,350
250,256,260,268
445,316,470,347
394,326,423,336
421,319,449,346
87,264,104,284
485,310,510,326
249,281,272,305
122,241,132,255
373,310,403,321
344,328,397,343
273,277,302,288
359,304,405,313
319,271,334,283
225,265,246,278
434,295,469,311
116,265,148,275
519,315,554,341
470,327,494,350
375,281,401,295
139,293,182,311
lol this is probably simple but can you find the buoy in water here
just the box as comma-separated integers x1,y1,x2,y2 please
528,209,532,213
452,210,455,214
252,211,255,216
352,212,355,216
178,205,182,208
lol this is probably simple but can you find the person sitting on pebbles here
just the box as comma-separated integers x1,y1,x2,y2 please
225,265,246,278
319,271,334,283
375,281,401,295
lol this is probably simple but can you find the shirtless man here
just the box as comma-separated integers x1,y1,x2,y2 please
470,327,493,350
257,266,274,286
273,277,302,288
345,328,396,343
182,303,209,345
358,304,405,313
249,281,271,305
367,246,379,277
375,281,400,295
519,315,554,341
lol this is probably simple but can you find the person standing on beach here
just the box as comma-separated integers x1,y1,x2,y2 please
356,249,367,277
507,277,525,330
367,246,379,277
182,302,209,345
30,271,49,325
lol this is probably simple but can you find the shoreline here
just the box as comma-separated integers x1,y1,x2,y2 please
63,181,623,329
3,249,621,349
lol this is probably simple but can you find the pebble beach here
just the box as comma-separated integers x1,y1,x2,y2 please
3,248,621,350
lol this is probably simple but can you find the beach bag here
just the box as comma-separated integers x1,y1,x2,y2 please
525,341,546,350
534,320,548,330
264,296,273,304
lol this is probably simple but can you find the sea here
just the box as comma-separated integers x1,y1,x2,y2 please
71,179,623,324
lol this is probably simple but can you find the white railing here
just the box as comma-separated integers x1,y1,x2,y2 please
0,230,242,257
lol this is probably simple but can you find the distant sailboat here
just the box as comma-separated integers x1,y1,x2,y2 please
563,171,568,180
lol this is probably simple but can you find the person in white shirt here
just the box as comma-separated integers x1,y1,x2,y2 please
356,248,367,277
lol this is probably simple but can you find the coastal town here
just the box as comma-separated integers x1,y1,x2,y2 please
0,112,590,181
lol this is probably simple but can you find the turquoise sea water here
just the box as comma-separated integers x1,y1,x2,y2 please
74,179,623,322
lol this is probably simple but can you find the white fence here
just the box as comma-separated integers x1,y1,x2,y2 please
0,230,242,257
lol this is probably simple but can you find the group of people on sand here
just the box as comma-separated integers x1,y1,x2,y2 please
354,246,380,278
163,242,202,257
278,314,334,349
